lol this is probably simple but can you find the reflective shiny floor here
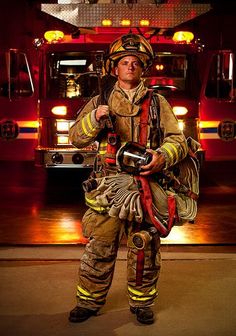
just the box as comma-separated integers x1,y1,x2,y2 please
0,161,236,246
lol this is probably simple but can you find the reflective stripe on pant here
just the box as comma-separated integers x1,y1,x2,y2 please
127,233,161,307
76,208,161,310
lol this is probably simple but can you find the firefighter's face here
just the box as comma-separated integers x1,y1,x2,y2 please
115,55,143,87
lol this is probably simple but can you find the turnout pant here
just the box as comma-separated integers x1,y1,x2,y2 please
76,208,161,311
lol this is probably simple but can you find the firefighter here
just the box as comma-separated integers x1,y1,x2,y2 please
68,33,188,325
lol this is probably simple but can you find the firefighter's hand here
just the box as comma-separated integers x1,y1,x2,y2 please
139,149,166,176
95,105,110,122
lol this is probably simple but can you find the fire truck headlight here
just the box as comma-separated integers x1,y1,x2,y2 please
173,106,188,116
56,120,70,132
178,120,184,131
57,136,69,145
52,106,67,116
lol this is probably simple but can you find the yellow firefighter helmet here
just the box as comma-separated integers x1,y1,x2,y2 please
105,33,154,74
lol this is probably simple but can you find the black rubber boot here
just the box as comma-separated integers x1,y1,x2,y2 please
69,306,97,323
130,306,154,325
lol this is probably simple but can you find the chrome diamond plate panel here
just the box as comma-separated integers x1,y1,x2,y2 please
41,3,211,28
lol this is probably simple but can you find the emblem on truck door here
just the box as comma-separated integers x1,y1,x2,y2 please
218,119,236,141
0,119,19,140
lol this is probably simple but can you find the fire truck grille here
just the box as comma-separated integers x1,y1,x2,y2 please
43,150,97,168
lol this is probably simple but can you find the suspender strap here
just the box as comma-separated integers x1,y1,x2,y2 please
136,89,177,238
135,90,176,286
139,90,152,146
136,249,145,286
135,90,152,286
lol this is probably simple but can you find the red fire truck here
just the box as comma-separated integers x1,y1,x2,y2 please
33,1,210,168
34,29,206,168
0,49,37,161
199,49,236,161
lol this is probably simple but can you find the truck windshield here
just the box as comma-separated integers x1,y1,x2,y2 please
143,53,187,95
47,51,101,99
205,52,236,100
0,50,34,98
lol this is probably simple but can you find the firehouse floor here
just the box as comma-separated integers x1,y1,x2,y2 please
0,245,236,336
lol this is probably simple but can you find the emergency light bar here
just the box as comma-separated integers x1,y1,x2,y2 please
139,19,150,27
41,2,211,28
102,18,150,27
44,30,64,43
101,19,112,27
172,31,194,44
120,19,131,27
